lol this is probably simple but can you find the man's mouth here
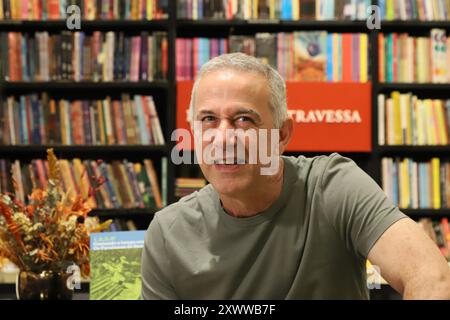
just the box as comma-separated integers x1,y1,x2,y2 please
213,159,246,165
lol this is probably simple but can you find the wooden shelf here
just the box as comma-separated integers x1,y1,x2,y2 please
377,145,450,155
176,19,369,32
0,19,169,31
1,81,169,91
401,209,450,218
0,145,168,158
89,208,157,219
5,19,450,32
376,83,450,92
380,20,450,31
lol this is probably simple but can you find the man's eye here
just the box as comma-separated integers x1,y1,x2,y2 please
201,116,216,122
236,116,253,123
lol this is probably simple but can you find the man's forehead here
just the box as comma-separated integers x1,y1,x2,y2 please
197,70,268,99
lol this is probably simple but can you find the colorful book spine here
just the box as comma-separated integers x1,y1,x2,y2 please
0,94,164,146
379,92,450,146
0,0,167,20
177,32,368,83
383,157,450,209
1,31,168,82
381,29,450,84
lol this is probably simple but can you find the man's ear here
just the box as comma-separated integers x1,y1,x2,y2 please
278,117,294,154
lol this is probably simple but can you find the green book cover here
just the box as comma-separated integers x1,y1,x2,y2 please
386,33,393,83
90,231,146,300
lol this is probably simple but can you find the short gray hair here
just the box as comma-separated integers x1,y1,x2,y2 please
187,53,289,128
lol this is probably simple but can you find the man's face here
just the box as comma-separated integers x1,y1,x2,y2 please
193,69,278,197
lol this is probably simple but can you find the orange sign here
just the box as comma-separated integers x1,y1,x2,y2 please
176,81,372,152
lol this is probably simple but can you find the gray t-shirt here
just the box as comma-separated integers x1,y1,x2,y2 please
141,153,407,299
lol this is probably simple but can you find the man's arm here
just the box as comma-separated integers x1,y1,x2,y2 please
320,154,450,299
368,218,450,299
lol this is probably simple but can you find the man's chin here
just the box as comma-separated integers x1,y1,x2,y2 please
211,181,249,198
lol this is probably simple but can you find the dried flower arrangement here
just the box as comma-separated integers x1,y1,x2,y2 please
0,149,111,277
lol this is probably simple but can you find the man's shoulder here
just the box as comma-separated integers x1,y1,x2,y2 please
283,152,351,177
153,184,216,230
282,152,360,194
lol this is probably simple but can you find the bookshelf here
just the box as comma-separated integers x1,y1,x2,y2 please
0,81,169,90
0,144,168,155
0,0,448,228
0,0,178,229
376,145,450,156
0,19,169,30
380,21,450,32
402,209,450,219
176,19,369,32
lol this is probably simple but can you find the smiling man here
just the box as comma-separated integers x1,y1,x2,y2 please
141,53,450,299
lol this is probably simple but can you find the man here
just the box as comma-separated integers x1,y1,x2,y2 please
141,53,450,299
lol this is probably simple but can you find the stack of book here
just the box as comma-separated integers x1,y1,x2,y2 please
177,31,369,82
0,31,168,82
378,0,450,21
177,0,371,21
418,218,450,260
378,92,450,146
0,0,169,20
0,158,164,209
175,177,206,198
379,29,450,83
0,94,165,146
382,157,450,209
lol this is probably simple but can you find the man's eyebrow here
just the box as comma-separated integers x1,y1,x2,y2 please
234,108,262,122
196,109,217,118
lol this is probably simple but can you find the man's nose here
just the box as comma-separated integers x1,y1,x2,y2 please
213,120,236,149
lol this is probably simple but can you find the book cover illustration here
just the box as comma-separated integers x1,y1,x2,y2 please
295,31,327,81
90,230,146,300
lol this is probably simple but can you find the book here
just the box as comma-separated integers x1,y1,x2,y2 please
175,177,207,198
294,31,327,81
90,231,146,300
432,157,441,209
143,159,163,209
431,28,447,83
255,33,277,68
300,0,315,19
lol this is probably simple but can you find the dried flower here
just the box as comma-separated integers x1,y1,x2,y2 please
0,149,111,277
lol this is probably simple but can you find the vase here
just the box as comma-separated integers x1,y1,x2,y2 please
15,270,74,300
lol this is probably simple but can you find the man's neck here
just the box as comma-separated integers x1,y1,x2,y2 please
220,159,285,218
